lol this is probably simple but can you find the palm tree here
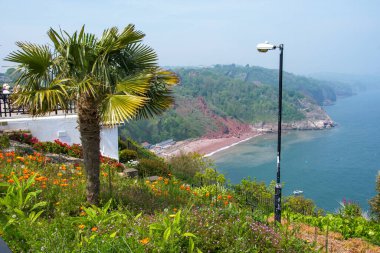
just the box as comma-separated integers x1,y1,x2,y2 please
5,25,179,204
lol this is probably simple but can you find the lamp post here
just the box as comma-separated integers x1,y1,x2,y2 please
256,41,284,223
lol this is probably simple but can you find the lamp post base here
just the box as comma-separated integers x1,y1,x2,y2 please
274,183,282,223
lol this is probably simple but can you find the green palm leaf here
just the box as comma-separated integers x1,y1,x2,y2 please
100,94,148,125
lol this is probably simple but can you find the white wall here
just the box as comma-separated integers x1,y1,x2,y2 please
0,115,119,160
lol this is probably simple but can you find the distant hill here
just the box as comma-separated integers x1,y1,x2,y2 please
120,65,347,143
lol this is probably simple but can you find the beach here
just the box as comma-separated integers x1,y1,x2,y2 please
159,130,263,158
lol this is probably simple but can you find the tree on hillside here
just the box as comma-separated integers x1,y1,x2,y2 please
5,25,179,204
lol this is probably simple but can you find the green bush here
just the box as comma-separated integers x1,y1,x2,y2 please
119,149,138,163
169,152,212,183
0,134,10,149
338,199,362,219
284,195,317,215
136,158,170,177
369,172,380,221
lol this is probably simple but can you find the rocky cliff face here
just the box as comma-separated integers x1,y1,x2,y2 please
183,96,334,140
252,98,334,131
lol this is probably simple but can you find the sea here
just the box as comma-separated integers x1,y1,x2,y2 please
211,89,380,212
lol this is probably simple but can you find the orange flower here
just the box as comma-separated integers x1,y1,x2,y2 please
217,195,222,200
35,176,48,182
80,211,86,216
205,192,210,197
60,183,69,187
227,195,233,200
173,208,178,212
91,227,98,232
16,156,24,162
7,179,14,183
6,159,12,163
164,179,169,185
57,172,63,177
102,172,108,177
185,186,190,192
78,224,85,230
0,174,4,179
158,176,163,181
76,167,81,171
61,165,67,170
139,237,150,245
224,201,229,206
193,192,198,196
180,184,185,190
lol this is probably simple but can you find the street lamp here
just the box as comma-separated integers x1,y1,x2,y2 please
257,41,284,223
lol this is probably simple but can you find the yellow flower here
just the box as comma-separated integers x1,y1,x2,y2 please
139,237,150,245
78,224,85,229
57,172,63,177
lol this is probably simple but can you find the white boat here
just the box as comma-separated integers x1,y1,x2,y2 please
293,190,303,195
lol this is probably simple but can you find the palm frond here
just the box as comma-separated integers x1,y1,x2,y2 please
100,94,148,126
115,72,153,95
154,69,180,86
5,42,53,78
12,79,70,116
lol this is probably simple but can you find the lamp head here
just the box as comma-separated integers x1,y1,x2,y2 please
256,41,276,53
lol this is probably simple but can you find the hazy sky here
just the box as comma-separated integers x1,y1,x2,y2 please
1,0,379,76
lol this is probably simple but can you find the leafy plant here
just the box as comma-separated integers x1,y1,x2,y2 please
0,174,47,229
284,195,316,216
149,210,199,252
136,158,170,177
169,152,212,183
0,134,10,149
119,149,138,163
338,199,362,218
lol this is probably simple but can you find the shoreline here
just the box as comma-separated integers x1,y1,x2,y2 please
204,134,260,157
159,130,264,158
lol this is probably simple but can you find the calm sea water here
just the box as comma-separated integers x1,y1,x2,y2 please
212,89,380,211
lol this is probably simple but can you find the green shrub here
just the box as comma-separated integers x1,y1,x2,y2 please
369,172,380,221
119,149,138,163
284,195,316,215
169,152,212,183
0,134,10,149
338,199,362,218
136,158,170,177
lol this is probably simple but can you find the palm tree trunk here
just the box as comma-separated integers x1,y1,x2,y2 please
77,96,101,205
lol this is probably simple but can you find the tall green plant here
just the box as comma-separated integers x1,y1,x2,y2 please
0,174,47,229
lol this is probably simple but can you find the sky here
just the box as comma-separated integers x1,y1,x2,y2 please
1,0,379,76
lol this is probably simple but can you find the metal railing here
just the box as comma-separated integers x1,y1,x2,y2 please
0,94,76,118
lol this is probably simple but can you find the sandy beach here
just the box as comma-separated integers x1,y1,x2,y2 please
160,130,263,158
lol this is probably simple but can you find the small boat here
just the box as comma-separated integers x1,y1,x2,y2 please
293,190,303,195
